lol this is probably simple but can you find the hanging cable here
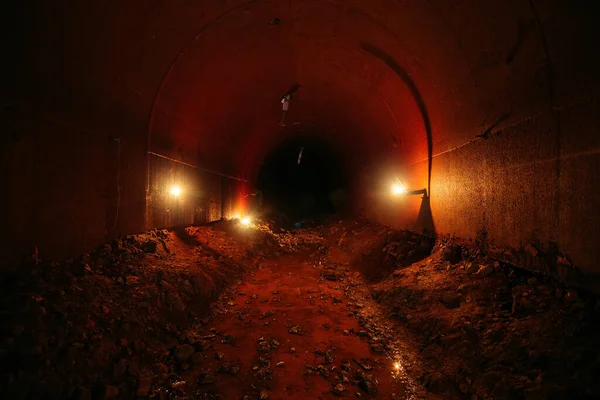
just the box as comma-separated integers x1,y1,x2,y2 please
147,151,248,182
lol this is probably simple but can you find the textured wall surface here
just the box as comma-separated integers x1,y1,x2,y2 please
2,1,599,283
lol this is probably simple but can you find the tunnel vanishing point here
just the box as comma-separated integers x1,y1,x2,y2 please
2,1,600,291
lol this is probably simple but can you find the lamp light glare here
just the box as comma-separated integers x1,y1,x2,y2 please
391,182,406,196
170,185,182,196
240,217,251,226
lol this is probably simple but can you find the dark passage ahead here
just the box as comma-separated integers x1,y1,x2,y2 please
256,137,348,221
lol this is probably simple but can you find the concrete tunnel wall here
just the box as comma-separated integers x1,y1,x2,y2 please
2,1,600,287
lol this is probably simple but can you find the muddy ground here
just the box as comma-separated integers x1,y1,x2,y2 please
1,217,599,399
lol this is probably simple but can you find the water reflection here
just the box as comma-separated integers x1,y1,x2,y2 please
391,357,407,380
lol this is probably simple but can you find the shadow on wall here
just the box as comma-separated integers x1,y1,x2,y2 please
414,196,436,236
360,43,435,235
360,42,434,194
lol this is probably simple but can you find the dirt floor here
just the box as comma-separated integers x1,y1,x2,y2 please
2,217,600,399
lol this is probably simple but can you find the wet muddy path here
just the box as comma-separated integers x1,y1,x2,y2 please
181,252,415,399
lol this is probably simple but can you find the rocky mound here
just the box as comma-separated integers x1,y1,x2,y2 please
0,223,270,399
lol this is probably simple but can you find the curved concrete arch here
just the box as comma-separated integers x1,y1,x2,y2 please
147,0,261,146
360,42,433,195
147,0,433,169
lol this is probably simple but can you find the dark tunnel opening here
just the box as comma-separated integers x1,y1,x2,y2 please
255,136,349,224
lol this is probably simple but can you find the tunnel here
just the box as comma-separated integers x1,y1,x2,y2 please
255,134,349,222
4,0,600,276
3,0,600,398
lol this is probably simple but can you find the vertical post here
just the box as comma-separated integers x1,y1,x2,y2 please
220,175,225,220
144,150,152,231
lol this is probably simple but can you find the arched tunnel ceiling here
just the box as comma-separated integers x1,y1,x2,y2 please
142,0,552,183
19,0,596,157
151,0,431,179
18,0,588,175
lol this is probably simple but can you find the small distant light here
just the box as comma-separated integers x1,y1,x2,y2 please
170,185,182,196
394,361,401,370
241,217,251,226
391,182,406,196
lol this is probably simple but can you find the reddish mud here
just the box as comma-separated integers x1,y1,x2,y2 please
183,252,412,399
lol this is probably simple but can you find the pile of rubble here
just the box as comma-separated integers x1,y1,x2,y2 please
374,237,600,398
314,219,600,398
382,231,434,268
3,216,600,399
0,223,267,399
253,220,326,252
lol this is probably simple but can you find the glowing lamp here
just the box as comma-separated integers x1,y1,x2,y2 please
391,182,407,196
391,180,428,198
169,185,182,196
240,217,251,226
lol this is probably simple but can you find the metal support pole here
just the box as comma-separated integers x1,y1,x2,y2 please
406,188,428,197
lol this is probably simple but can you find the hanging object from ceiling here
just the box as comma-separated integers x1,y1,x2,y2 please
280,94,291,126
279,84,301,127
